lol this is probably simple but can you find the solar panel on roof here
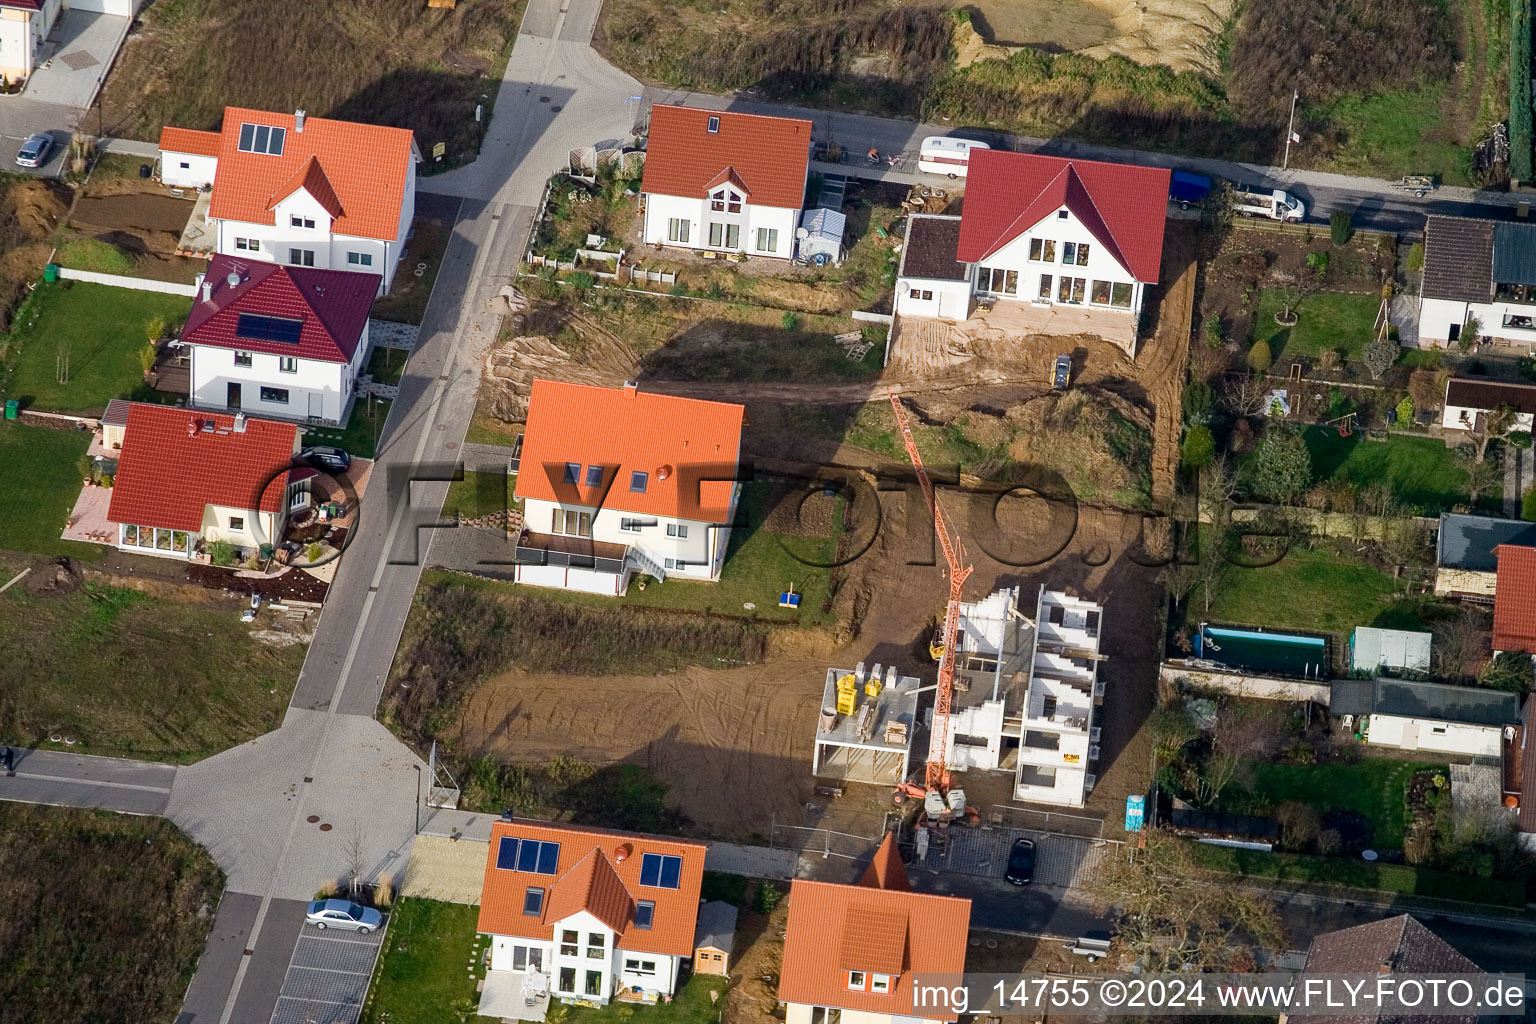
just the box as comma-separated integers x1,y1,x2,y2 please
235,313,303,344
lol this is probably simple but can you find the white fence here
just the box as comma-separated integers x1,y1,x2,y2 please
56,266,200,297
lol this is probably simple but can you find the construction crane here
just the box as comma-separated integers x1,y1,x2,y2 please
887,391,974,822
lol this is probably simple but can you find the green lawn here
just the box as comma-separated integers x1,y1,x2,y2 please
1207,545,1401,635
0,804,225,1024
794,401,1000,468
361,898,484,1024
368,216,451,326
0,421,104,558
0,281,191,413
1302,426,1470,513
1239,760,1441,847
465,400,525,448
0,579,303,761
444,470,517,520
561,973,729,1024
1188,842,1525,905
303,397,391,460
366,346,408,387
1314,85,1472,186
1253,289,1381,361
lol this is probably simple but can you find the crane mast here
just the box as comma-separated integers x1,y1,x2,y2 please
887,392,973,795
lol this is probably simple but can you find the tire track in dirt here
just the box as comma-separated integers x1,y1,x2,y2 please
1142,220,1197,506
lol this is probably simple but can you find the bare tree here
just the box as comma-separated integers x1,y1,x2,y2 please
1363,337,1399,379
1269,267,1320,324
1224,373,1271,417
344,824,366,899
1432,610,1490,683
1462,453,1502,507
1472,403,1518,462
1086,830,1284,971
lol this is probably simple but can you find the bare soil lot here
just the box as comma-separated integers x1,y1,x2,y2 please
59,186,204,285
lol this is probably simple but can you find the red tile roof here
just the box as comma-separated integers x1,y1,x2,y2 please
107,403,300,532
477,820,706,958
159,127,222,158
857,833,910,891
641,106,811,210
0,0,44,11
200,107,416,242
955,149,1170,283
778,877,970,1021
183,254,378,363
1494,544,1536,653
514,380,746,524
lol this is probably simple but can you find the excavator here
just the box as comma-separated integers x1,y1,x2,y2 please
886,391,978,828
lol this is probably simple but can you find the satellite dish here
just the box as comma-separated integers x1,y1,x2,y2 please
225,272,241,288
795,226,810,239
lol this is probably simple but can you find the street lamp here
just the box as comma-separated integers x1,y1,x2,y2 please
1283,89,1300,171
413,764,422,835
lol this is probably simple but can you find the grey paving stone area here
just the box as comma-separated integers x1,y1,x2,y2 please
269,926,387,1024
922,825,1106,888
367,320,419,351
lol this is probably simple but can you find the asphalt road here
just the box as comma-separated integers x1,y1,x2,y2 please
0,747,175,814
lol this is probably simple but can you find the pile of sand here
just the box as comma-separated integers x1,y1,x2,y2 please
958,0,1234,77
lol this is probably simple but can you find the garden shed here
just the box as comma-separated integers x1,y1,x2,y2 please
1348,627,1432,676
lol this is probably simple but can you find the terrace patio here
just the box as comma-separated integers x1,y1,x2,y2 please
890,300,1138,373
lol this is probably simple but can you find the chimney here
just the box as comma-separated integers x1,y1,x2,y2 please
201,279,212,302
295,109,306,133
233,412,247,433
622,379,638,398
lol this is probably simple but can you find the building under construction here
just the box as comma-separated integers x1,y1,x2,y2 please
811,663,919,785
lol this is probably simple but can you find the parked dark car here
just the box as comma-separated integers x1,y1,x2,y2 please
1169,170,1213,209
301,446,352,472
1004,837,1036,885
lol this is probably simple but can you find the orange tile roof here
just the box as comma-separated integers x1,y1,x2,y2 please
779,878,970,1021
514,380,746,524
1494,544,1536,653
858,833,910,891
159,126,222,158
272,156,345,220
641,105,811,210
477,820,706,958
106,403,299,532
200,107,416,242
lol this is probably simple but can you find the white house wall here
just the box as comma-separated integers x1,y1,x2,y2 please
1365,714,1501,758
1442,401,1536,431
895,276,971,320
522,496,730,581
981,211,1144,318
1419,294,1536,350
947,699,1005,771
617,952,678,997
201,504,280,550
190,344,357,425
65,0,138,14
785,1004,898,1024
641,192,799,260
161,150,217,189
215,185,406,295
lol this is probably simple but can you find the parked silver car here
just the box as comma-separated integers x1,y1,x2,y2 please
305,899,382,934
15,133,52,169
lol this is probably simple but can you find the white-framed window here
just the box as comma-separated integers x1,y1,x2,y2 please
1066,242,1090,266
288,248,315,267
234,237,259,252
756,227,778,253
552,509,592,538
1037,274,1053,301
667,218,690,244
710,188,742,214
908,288,933,301
259,386,289,404
625,958,657,976
279,356,298,373
228,516,245,530
620,518,642,533
1057,209,1069,219
979,266,1018,295
848,971,866,991
1028,238,1056,262
523,887,545,916
234,351,253,367
708,223,740,249
560,930,579,957
664,558,676,570
871,974,891,993
586,932,604,959
290,215,315,229
347,252,373,267
707,116,720,133
667,524,688,539
1057,276,1086,304
1090,280,1135,309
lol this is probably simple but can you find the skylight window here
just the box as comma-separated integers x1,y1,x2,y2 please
707,116,720,134
585,465,603,487
237,123,286,156
634,900,655,929
630,471,648,493
564,463,581,485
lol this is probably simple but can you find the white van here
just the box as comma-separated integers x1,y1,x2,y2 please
918,136,991,178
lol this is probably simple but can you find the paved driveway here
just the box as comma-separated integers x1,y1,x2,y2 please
24,10,130,109
922,825,1108,888
270,915,388,1024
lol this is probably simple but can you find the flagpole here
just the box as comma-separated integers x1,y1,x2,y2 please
1283,89,1299,170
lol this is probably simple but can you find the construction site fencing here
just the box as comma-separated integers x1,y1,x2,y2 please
986,804,1104,839
768,821,891,861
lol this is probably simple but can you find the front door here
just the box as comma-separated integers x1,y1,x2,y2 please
1448,322,1461,343
308,392,323,420
227,382,241,409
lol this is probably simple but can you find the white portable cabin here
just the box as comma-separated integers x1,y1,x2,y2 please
918,136,991,178
795,208,846,266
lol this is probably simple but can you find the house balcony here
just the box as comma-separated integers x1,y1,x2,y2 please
514,530,630,575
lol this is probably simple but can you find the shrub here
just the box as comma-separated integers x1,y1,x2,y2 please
567,271,596,292
1514,0,1533,182
1247,339,1273,373
1203,315,1224,347
207,540,236,566
1181,424,1216,469
1363,337,1399,379
1248,424,1313,502
1523,487,1536,522
1509,430,1532,449
752,880,783,915
1406,242,1425,272
1306,251,1330,276
1329,209,1353,246
137,340,158,375
305,541,324,562
1395,395,1414,424
780,310,800,330
1182,377,1214,424
144,313,168,344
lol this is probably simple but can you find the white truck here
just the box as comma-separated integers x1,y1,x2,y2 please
1231,184,1306,222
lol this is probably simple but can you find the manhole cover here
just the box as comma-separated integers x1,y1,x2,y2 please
60,50,100,71
539,96,550,102
319,823,333,832
446,441,459,450
550,105,562,113
306,815,319,823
